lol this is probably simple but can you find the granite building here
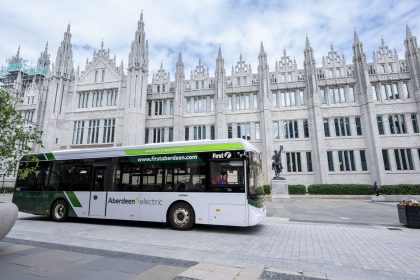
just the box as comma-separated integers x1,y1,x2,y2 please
1,13,420,185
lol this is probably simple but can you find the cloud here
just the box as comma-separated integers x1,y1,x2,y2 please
0,0,419,80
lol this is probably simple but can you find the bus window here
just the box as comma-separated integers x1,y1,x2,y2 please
47,160,93,191
210,160,244,192
115,159,141,192
16,161,51,191
142,164,164,192
166,162,206,192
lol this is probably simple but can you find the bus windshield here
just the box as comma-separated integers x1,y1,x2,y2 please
248,152,264,199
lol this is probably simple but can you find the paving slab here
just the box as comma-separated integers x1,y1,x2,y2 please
129,264,187,280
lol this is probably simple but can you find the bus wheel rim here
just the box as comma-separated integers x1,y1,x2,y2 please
55,204,65,219
174,208,189,226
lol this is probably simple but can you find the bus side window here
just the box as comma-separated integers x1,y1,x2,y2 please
209,160,245,193
16,161,51,191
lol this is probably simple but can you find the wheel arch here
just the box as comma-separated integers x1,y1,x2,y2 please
165,200,195,223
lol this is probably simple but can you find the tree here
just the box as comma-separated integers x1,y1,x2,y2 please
0,88,42,179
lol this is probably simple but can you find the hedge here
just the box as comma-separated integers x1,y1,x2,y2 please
379,184,420,195
0,187,14,194
288,184,306,194
263,185,271,195
307,184,372,195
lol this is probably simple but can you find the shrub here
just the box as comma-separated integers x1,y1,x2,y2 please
380,185,420,195
263,185,271,195
289,184,306,194
0,187,14,194
307,184,372,195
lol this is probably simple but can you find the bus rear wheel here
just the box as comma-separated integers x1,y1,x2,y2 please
168,202,195,230
51,199,69,222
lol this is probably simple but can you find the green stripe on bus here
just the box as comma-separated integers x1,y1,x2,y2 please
66,191,82,208
44,152,55,160
124,142,245,156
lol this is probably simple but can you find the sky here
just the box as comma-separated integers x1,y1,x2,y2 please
1,0,419,80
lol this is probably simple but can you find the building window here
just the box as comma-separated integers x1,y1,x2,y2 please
355,117,363,135
145,128,149,144
102,69,105,82
306,152,313,172
210,97,214,112
286,152,302,172
411,113,419,133
72,121,84,144
227,124,232,139
327,151,334,171
360,150,368,171
253,94,258,108
299,90,305,106
338,150,356,171
371,85,378,100
87,119,100,144
210,125,215,140
103,119,115,143
272,93,278,107
394,149,414,171
388,114,407,134
185,127,189,141
377,115,384,135
228,96,233,111
153,128,165,143
382,149,390,171
237,123,250,140
147,101,152,116
170,100,174,115
255,122,261,140
284,120,299,139
348,87,355,102
273,121,280,139
168,127,173,142
323,118,330,137
334,117,351,136
193,126,206,140
95,71,98,82
303,120,309,138
402,83,410,98
186,98,191,113
320,89,326,104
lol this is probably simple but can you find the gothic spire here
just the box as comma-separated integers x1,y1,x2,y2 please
176,51,184,77
128,11,147,69
217,45,222,59
259,41,266,56
37,41,50,69
406,24,413,39
54,24,74,77
354,29,360,44
305,34,311,49
177,51,183,64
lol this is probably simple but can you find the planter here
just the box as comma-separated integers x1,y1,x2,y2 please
398,204,420,227
0,202,18,240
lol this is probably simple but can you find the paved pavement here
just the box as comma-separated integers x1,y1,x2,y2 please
1,194,420,279
266,198,400,226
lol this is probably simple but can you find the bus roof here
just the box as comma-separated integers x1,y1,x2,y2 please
24,139,260,161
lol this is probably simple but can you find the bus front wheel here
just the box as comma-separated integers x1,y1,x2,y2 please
168,202,195,230
51,199,69,222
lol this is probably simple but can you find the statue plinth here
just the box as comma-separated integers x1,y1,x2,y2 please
271,177,290,199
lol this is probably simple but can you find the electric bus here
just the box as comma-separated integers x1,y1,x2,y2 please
12,139,265,230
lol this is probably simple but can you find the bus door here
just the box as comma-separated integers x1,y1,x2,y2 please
89,166,107,217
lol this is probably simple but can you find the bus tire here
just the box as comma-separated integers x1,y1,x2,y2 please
168,202,195,230
51,199,69,222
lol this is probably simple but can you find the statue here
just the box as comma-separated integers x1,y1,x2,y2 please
271,146,283,179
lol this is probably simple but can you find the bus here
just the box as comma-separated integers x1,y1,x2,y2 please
12,139,265,230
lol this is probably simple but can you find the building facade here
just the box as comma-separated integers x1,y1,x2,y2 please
1,13,420,185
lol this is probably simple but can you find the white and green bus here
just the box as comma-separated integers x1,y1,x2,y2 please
12,139,265,230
